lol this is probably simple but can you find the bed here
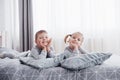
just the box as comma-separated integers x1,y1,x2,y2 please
0,54,120,80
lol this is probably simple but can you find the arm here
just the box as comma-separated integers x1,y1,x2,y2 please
69,40,79,55
46,39,56,58
47,46,56,58
61,47,74,59
30,46,47,59
79,47,89,54
72,49,80,55
53,47,78,63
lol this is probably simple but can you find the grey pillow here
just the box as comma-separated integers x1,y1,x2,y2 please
61,53,112,70
0,47,19,54
0,47,30,59
0,47,19,58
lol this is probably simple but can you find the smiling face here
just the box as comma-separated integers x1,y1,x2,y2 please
35,32,49,48
69,32,83,47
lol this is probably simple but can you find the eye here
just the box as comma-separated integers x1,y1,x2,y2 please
39,37,43,39
45,36,48,39
72,37,76,39
78,39,81,41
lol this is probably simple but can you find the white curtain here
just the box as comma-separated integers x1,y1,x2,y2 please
32,0,120,54
0,0,20,50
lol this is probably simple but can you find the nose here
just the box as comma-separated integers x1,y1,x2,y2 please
43,37,46,40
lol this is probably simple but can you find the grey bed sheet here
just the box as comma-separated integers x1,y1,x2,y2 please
0,56,120,80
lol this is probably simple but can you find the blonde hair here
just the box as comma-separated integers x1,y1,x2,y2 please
35,30,47,40
64,32,84,43
64,34,72,43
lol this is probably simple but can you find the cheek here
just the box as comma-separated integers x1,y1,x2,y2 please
46,39,49,42
68,39,72,43
79,42,82,45
36,40,40,43
77,41,81,44
36,39,42,43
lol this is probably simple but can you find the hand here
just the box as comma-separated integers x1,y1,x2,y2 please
70,41,79,51
46,38,52,53
47,38,52,47
39,41,47,51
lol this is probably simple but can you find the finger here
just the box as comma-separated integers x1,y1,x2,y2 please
48,38,52,45
49,38,52,44
40,42,45,47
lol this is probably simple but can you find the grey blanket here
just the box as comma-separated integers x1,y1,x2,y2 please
19,57,60,69
1,47,120,80
1,55,120,80
19,53,111,70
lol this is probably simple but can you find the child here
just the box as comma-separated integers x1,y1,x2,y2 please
58,32,88,59
19,30,60,68
0,30,55,59
19,32,88,69
29,30,55,59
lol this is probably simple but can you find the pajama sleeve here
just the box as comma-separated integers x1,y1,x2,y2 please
30,47,47,59
47,47,56,58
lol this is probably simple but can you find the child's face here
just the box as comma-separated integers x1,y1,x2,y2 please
69,33,83,47
35,32,49,47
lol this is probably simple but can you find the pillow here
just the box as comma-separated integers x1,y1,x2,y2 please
15,50,31,58
61,53,112,70
0,47,19,54
0,47,19,58
0,47,31,59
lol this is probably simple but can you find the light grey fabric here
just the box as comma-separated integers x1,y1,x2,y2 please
1,55,120,80
61,53,112,70
20,57,60,69
0,47,19,54
0,47,19,58
29,46,55,60
19,56,63,69
63,47,88,58
0,47,30,59
15,50,31,58
19,51,67,69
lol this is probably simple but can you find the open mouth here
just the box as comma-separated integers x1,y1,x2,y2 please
42,42,48,45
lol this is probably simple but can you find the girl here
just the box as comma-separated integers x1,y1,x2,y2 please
58,32,88,59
